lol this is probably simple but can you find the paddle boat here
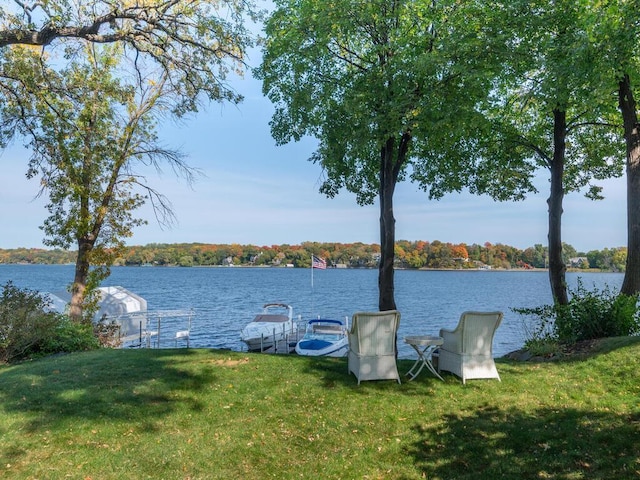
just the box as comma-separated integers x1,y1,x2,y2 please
295,318,349,357
240,303,297,352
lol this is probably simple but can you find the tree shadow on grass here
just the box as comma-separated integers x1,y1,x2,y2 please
405,404,640,479
0,348,218,435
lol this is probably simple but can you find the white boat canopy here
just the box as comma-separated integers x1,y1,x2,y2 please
44,286,147,321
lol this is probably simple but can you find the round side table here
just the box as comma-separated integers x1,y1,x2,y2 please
404,335,444,381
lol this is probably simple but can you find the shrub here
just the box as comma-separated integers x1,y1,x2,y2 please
94,320,123,348
513,304,562,356
514,279,640,349
555,280,640,343
40,318,100,354
0,282,99,363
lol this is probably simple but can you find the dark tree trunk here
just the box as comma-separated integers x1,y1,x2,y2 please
548,108,569,305
378,132,411,312
69,237,93,323
618,74,640,296
379,138,397,312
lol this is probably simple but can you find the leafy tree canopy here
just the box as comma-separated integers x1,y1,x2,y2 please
258,0,523,205
475,0,624,200
0,0,260,116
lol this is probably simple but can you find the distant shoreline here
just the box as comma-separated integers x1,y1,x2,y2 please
0,263,617,274
0,242,626,272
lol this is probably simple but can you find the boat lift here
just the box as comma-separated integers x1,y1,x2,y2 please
102,309,195,349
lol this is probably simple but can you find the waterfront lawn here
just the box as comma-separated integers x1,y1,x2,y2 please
1,338,639,479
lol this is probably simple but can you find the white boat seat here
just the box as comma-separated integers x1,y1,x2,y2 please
174,330,190,347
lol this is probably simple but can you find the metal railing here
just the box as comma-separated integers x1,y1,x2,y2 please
101,309,195,349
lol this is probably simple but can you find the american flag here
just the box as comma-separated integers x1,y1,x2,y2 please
312,255,327,269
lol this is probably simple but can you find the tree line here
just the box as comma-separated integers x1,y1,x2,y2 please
0,241,628,272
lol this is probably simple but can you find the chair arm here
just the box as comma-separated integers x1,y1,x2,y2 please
439,328,461,353
347,331,359,354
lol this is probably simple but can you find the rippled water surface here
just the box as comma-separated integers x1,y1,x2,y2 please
0,264,624,358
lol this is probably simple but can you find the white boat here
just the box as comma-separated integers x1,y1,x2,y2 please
295,318,349,357
240,303,297,352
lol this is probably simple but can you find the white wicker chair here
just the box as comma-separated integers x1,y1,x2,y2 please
438,311,503,384
348,310,401,385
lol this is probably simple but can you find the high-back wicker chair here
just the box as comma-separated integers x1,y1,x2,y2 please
438,311,503,384
348,310,401,385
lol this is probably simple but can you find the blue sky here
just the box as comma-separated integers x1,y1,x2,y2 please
0,49,628,253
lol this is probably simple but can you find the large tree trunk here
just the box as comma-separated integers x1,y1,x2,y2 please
69,238,93,323
378,138,397,312
618,74,640,295
547,108,569,305
378,133,411,312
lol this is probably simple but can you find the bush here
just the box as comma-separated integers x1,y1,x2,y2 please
94,320,123,348
514,304,562,356
514,279,640,349
555,280,640,343
0,282,99,363
40,318,100,354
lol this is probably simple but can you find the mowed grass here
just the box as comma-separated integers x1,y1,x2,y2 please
1,338,640,480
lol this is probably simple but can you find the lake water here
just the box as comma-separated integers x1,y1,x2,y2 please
0,264,624,359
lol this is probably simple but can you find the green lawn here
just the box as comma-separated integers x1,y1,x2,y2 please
1,338,639,479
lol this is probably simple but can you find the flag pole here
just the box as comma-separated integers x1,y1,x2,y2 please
310,254,314,316
310,255,326,318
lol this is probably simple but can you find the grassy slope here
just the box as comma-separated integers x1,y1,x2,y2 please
1,338,639,480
